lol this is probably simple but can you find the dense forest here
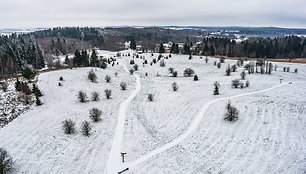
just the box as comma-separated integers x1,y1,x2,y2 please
192,36,306,58
0,35,44,76
0,27,305,76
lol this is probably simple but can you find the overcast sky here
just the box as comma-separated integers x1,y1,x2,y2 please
0,0,306,29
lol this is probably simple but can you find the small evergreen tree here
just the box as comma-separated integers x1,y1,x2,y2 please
224,101,239,121
232,79,240,88
241,71,246,80
120,82,127,90
78,91,87,102
90,108,102,122
105,75,111,83
217,62,221,68
225,65,231,76
81,121,92,136
213,81,220,95
22,67,36,81
0,148,15,174
92,91,99,101
148,93,154,101
105,89,112,99
194,74,199,81
88,70,97,82
62,119,75,134
172,82,178,91
35,96,42,106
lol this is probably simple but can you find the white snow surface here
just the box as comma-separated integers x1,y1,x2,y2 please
0,50,306,174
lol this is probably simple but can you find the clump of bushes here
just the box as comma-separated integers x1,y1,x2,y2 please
62,119,76,134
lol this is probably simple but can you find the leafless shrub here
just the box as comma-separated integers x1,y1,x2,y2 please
183,68,195,77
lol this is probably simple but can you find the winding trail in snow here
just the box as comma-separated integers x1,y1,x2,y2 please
103,65,141,174
120,82,288,171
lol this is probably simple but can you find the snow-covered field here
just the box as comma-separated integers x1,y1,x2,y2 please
0,50,305,174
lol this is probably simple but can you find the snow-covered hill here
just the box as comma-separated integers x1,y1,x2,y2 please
0,50,305,174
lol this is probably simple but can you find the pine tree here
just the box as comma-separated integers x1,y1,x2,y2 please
90,49,98,67
159,43,165,53
130,39,136,50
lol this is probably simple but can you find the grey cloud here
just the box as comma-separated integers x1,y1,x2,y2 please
0,0,305,28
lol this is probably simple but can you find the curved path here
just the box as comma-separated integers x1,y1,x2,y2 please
103,65,141,174
120,82,288,171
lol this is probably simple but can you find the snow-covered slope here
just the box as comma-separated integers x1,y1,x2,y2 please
0,50,305,174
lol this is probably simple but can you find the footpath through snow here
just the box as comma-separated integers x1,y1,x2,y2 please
103,65,141,174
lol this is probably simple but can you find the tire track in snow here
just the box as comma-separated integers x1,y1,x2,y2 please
121,83,287,171
103,64,141,174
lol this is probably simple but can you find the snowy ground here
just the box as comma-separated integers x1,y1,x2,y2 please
0,50,305,174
